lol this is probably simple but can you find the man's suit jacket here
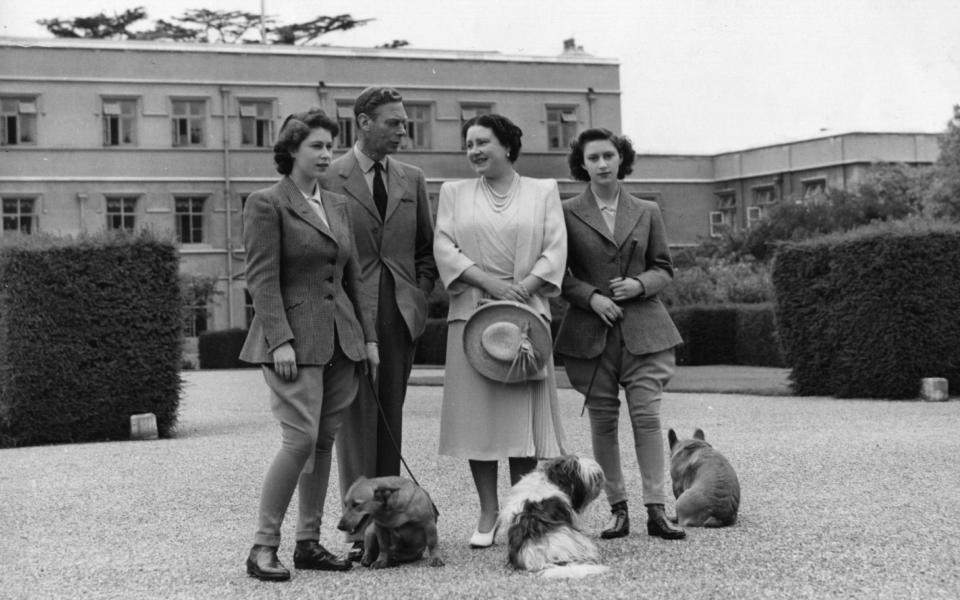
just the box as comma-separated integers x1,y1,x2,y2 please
324,150,437,340
239,177,376,365
555,185,682,359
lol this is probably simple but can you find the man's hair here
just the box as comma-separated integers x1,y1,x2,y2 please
272,109,339,175
353,86,404,122
567,128,636,182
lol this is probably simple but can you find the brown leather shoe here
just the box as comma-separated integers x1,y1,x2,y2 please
600,502,630,539
293,540,352,571
246,545,291,581
646,504,686,540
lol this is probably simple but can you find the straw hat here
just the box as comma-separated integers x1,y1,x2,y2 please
463,300,552,383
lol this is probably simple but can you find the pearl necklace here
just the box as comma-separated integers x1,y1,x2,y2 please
481,173,520,212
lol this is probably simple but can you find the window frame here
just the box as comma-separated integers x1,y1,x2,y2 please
170,98,207,148
709,210,730,238
801,177,827,201
545,105,579,150
105,195,139,232
174,195,207,244
2,196,38,236
746,206,763,228
401,103,433,150
238,99,274,148
101,97,138,147
1,96,39,146
336,103,355,148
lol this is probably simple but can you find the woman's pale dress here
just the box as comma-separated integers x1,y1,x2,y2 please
434,176,568,460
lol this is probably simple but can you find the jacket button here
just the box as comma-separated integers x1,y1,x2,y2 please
325,294,334,300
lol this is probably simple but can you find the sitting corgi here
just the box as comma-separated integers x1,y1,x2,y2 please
668,429,740,527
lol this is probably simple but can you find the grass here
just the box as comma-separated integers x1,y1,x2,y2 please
1,369,958,599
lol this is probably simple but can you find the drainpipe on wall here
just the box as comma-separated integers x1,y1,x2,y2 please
76,192,88,233
221,86,234,329
586,87,596,129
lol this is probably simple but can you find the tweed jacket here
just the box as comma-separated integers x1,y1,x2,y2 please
555,185,682,359
324,149,437,340
239,177,376,365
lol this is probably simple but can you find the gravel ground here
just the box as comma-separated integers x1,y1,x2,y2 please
2,369,958,599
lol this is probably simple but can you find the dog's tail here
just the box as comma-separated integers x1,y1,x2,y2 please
540,563,610,579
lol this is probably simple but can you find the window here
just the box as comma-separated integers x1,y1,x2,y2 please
175,196,206,243
2,197,37,235
171,99,206,147
402,104,432,150
753,185,776,205
709,211,730,238
1,97,38,146
747,206,763,228
546,106,578,150
239,100,273,147
336,103,355,147
185,301,209,337
460,103,492,148
102,98,137,146
106,196,137,232
802,178,827,201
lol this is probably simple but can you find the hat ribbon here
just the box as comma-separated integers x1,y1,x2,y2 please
504,321,541,382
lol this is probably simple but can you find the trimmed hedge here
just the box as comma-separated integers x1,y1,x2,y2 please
670,304,784,367
0,231,182,447
199,328,256,369
773,219,960,398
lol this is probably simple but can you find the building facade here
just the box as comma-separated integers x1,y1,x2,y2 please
0,38,940,333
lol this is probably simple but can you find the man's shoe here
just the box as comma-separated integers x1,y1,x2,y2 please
293,540,352,571
646,504,686,540
246,545,290,581
346,541,364,563
600,502,630,539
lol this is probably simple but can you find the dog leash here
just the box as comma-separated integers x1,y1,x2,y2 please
363,373,440,517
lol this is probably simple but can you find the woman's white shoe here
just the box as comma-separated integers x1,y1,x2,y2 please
469,521,499,548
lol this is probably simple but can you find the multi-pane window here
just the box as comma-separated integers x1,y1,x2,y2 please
175,196,205,243
546,106,578,150
460,103,492,149
336,104,355,148
709,211,730,238
106,196,137,232
402,104,432,150
2,197,37,235
102,98,137,146
239,100,273,147
753,185,776,205
747,206,763,228
171,99,206,147
1,97,38,146
801,178,827,201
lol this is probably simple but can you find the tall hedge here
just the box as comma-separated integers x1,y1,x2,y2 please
772,219,960,398
0,231,183,447
670,304,784,367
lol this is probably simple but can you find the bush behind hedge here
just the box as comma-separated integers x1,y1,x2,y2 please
773,218,960,398
0,231,182,447
199,328,256,369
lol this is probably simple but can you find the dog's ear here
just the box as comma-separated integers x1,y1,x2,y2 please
693,428,705,441
668,429,678,449
374,486,400,503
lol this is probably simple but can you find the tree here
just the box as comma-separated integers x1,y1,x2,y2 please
37,7,148,39
268,14,373,45
38,8,374,46
927,104,960,219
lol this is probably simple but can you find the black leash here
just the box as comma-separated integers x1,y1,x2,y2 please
363,372,439,517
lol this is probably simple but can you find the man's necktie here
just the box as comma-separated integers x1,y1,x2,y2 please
373,162,387,219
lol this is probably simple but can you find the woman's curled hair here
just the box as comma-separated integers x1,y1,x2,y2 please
567,128,636,181
461,113,524,163
273,109,339,175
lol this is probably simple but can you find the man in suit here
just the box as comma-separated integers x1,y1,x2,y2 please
555,128,686,543
326,87,437,559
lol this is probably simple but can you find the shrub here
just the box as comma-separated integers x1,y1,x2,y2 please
670,304,783,367
414,318,448,365
773,218,960,398
199,328,255,369
0,230,182,447
662,259,773,307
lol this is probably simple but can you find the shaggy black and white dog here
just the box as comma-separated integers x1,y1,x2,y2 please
499,455,608,578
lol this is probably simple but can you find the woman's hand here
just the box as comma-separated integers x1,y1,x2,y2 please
364,342,381,384
589,292,623,327
609,276,643,302
271,342,298,381
482,279,528,303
